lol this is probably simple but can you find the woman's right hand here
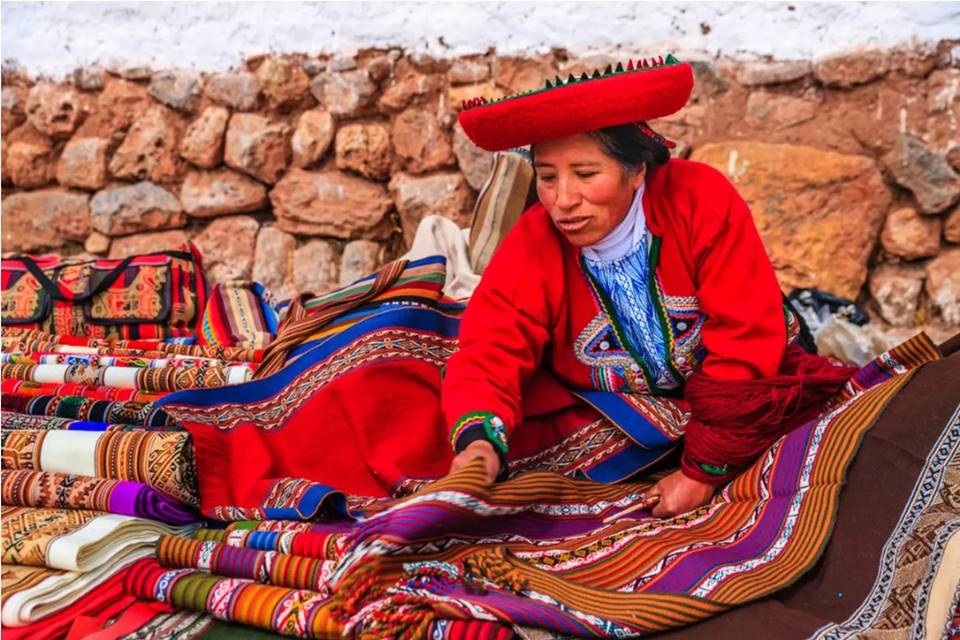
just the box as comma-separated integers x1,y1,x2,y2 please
449,440,501,484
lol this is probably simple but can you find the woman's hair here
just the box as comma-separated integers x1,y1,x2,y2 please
529,122,671,176
586,122,671,175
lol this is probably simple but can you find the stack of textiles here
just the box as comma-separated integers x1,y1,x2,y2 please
3,255,958,639
1,298,269,638
115,332,955,639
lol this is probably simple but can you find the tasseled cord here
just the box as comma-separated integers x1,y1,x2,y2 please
682,344,858,484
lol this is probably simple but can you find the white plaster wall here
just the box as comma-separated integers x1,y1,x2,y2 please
2,1,959,78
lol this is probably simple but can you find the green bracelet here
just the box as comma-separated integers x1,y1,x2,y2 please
699,462,731,476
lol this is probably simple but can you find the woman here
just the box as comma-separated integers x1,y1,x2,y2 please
157,56,852,520
446,56,853,516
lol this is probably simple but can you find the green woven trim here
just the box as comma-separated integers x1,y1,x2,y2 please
462,54,681,111
450,411,508,455
645,236,685,389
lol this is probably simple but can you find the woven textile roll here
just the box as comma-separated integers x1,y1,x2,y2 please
1,429,198,506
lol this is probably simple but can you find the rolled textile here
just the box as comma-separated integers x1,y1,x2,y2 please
1,413,86,430
2,328,263,363
0,395,173,426
1,506,197,571
2,470,198,526
2,379,164,402
194,525,345,560
123,558,340,639
2,352,255,370
2,363,253,391
1,430,199,506
157,535,333,592
0,411,182,432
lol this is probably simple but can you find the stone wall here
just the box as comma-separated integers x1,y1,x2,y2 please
2,44,959,329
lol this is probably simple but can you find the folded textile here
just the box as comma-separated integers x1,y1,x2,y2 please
72,606,212,640
401,215,480,300
157,535,333,591
198,281,278,350
0,505,194,627
0,395,173,426
67,604,211,640
124,558,340,638
2,362,252,391
2,470,198,526
1,506,196,571
1,562,136,635
1,430,199,505
2,379,164,402
1,411,181,432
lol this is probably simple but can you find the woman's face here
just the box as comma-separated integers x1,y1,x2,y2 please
533,133,646,247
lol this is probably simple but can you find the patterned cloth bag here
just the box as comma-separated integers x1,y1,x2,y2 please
1,245,208,340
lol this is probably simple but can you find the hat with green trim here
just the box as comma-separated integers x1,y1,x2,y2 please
458,54,694,152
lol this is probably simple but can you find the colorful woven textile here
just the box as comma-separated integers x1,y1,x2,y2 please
1,507,104,568
1,429,199,505
118,336,941,638
193,523,346,560
1,362,252,391
157,257,676,519
0,395,173,426
2,328,262,363
1,562,136,635
1,351,253,370
1,506,194,569
1,411,181,432
2,470,198,526
810,402,960,640
72,606,213,640
0,248,207,340
199,281,278,350
124,558,341,638
312,335,939,638
2,379,164,402
257,258,415,378
156,535,333,591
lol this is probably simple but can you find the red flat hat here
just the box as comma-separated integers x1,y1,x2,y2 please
458,54,694,152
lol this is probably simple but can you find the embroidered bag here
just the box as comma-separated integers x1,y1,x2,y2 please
1,244,208,340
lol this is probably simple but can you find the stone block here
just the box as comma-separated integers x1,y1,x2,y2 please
90,181,185,236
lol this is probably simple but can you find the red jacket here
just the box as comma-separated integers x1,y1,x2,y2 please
442,158,790,480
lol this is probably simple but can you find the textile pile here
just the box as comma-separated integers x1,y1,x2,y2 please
1,248,958,639
1,259,275,639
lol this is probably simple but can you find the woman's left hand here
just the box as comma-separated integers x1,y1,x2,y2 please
648,470,716,518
